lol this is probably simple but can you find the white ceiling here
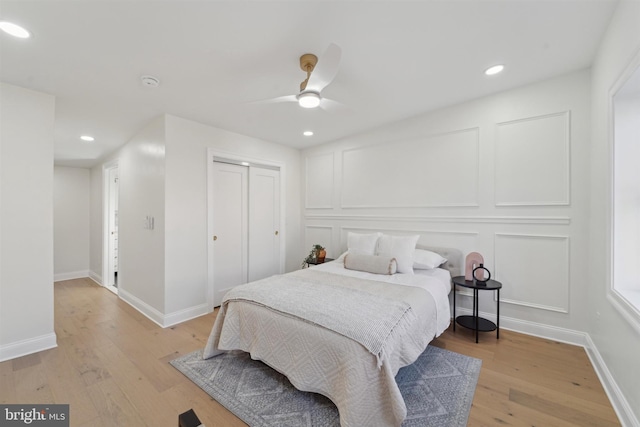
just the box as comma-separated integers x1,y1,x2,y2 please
0,0,618,168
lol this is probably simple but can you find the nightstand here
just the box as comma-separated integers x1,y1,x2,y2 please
305,258,334,267
452,275,502,343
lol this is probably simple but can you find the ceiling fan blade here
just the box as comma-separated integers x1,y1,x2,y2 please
248,95,297,105
320,97,352,113
306,43,341,94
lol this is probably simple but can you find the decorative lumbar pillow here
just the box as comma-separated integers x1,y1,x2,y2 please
344,253,397,275
413,249,448,270
376,234,420,274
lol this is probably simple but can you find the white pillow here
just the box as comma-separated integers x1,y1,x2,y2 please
347,232,381,255
344,254,397,275
376,234,419,274
413,249,447,270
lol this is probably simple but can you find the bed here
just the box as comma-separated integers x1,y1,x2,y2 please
203,240,462,427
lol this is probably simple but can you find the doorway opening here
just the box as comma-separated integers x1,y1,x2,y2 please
102,160,119,295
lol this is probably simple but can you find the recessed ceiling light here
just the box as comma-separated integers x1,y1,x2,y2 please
0,21,30,39
485,65,504,76
80,135,95,142
303,131,314,136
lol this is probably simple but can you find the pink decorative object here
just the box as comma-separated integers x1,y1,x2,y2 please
465,252,485,281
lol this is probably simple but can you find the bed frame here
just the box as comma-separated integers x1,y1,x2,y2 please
417,245,464,278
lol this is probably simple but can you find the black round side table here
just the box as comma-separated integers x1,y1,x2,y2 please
452,275,502,343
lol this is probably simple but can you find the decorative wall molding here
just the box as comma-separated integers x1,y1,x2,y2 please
340,128,480,208
339,225,479,238
0,332,57,363
495,111,571,207
495,233,570,313
304,225,335,256
305,152,334,209
304,213,571,225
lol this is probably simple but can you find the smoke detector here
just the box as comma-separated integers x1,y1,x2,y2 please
140,75,160,88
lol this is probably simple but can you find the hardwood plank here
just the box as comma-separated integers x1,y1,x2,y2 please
84,378,148,427
0,278,621,427
40,346,100,425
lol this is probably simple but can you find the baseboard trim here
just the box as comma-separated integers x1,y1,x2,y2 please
163,303,210,328
117,289,165,328
455,307,637,426
88,270,103,286
584,335,640,427
0,332,57,362
54,270,89,282
455,307,588,346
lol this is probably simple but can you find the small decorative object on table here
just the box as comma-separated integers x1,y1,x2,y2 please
473,263,491,284
465,252,485,281
302,244,326,268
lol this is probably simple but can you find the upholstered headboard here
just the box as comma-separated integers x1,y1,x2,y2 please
417,245,463,278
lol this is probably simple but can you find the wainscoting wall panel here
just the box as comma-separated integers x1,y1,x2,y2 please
340,128,479,208
305,152,334,209
300,70,591,345
494,233,570,313
495,111,570,206
303,225,334,258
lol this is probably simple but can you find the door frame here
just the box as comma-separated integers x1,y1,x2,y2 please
102,159,119,295
206,148,286,310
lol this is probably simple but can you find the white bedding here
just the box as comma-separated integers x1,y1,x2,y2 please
311,260,452,336
203,260,452,427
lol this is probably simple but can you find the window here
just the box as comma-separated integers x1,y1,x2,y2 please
612,55,640,330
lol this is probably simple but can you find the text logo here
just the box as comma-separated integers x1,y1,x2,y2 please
1,405,69,426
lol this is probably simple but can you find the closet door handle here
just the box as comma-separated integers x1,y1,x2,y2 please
275,231,279,236
213,235,218,241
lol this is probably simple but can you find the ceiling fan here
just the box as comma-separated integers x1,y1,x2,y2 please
254,43,343,110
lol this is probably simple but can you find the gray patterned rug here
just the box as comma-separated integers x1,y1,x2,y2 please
170,346,481,427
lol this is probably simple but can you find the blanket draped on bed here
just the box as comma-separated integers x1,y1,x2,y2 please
203,269,443,427
220,270,415,366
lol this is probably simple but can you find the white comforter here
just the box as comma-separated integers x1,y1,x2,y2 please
203,261,451,427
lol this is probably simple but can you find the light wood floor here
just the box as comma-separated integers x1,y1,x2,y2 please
0,278,620,426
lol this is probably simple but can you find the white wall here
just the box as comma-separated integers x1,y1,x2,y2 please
89,165,103,284
89,114,301,327
116,116,167,320
0,82,56,361
163,114,301,322
302,70,592,340
54,166,90,281
589,1,640,425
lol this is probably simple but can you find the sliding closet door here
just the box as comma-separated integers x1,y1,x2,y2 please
248,167,281,282
212,162,248,306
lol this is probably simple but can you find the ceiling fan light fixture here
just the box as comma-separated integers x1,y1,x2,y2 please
297,92,321,109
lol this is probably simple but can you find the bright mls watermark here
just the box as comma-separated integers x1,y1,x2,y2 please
1,405,69,426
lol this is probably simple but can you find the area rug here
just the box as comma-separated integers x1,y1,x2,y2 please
170,346,481,427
